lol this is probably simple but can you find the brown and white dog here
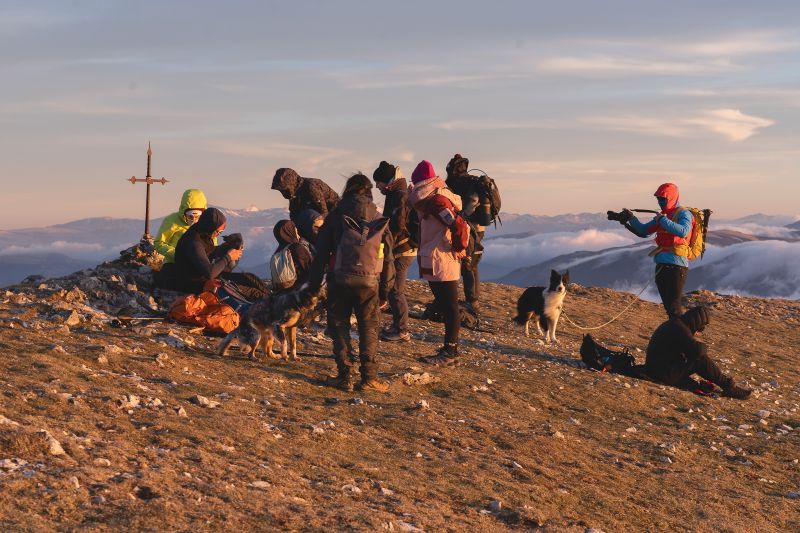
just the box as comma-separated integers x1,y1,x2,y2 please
218,284,323,361
513,270,570,344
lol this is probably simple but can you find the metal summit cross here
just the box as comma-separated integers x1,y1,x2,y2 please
127,142,169,242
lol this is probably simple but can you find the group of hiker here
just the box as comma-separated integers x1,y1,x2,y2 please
148,157,751,399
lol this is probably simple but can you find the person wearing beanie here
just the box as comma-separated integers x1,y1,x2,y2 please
373,161,417,342
409,160,470,365
308,173,390,393
271,168,340,222
645,306,751,399
446,153,485,312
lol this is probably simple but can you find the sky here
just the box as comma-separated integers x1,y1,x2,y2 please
1,0,799,229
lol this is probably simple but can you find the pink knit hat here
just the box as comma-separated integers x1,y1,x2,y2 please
411,160,437,184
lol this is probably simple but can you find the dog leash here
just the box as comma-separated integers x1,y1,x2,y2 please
560,266,661,332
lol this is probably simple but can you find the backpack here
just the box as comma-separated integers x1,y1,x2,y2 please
404,204,421,250
421,300,480,330
676,207,712,260
579,335,637,376
468,172,502,227
270,247,297,290
168,291,240,334
333,215,390,288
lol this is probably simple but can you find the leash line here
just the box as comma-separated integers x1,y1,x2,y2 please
561,266,661,332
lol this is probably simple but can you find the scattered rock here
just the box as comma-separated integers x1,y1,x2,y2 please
249,480,270,490
402,372,437,386
93,458,111,467
97,354,109,365
119,394,140,410
175,406,188,417
489,500,503,512
38,430,66,456
190,395,220,408
69,476,80,489
415,399,430,410
349,398,364,406
341,484,362,494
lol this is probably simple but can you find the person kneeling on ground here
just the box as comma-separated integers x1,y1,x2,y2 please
409,160,470,365
172,208,268,300
308,174,390,393
646,306,751,399
270,219,313,292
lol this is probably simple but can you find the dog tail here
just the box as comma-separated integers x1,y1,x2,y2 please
217,329,237,356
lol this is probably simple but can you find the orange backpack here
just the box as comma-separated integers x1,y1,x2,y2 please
168,291,239,334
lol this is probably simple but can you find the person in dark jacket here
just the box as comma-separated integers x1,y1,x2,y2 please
172,208,268,299
271,219,313,292
294,208,324,247
271,168,340,222
646,307,751,399
445,153,484,311
308,174,389,393
373,161,417,342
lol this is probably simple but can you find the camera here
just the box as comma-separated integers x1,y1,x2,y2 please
606,209,633,224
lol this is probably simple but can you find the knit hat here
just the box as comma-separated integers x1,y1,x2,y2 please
372,161,397,184
411,160,437,184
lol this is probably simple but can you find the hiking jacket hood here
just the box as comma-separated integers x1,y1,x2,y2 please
154,189,209,263
273,220,300,249
272,168,340,219
654,183,680,216
295,208,322,243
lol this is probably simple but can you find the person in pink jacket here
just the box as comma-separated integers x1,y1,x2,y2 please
409,160,470,365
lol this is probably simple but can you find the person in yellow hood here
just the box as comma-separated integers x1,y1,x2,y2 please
154,189,212,263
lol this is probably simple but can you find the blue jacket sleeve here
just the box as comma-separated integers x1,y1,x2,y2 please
627,215,657,236
659,209,693,238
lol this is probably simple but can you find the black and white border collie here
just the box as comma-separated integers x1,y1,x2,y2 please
513,270,570,344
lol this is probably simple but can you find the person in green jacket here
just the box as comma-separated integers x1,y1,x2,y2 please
154,189,211,263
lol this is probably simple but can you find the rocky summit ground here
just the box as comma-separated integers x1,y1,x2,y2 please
0,261,798,532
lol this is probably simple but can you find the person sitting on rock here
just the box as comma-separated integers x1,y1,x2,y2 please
154,189,211,263
171,208,268,299
271,168,340,222
645,306,751,399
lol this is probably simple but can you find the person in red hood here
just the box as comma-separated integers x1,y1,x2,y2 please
620,183,694,318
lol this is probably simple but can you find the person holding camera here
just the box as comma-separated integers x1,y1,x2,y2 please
608,182,693,318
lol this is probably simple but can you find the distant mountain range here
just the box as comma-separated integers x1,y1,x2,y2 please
1,209,798,298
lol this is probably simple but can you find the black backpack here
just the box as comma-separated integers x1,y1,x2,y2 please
579,335,637,376
468,172,502,227
333,214,390,288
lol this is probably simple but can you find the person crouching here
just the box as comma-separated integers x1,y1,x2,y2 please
646,306,751,399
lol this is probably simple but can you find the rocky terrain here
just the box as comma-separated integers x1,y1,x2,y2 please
0,258,798,531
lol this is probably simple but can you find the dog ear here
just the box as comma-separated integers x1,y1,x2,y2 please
562,270,570,285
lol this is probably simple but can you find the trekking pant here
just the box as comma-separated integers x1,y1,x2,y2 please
327,280,380,381
461,230,484,304
650,352,732,391
655,264,688,318
428,280,460,347
386,255,414,333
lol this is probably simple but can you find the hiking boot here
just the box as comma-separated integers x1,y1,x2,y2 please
325,370,354,392
722,383,752,400
423,344,459,366
466,300,480,313
358,378,390,393
381,328,411,342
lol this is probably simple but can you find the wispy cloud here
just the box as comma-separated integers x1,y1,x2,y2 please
436,119,560,131
211,141,353,172
583,108,774,142
670,31,800,57
537,56,735,76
